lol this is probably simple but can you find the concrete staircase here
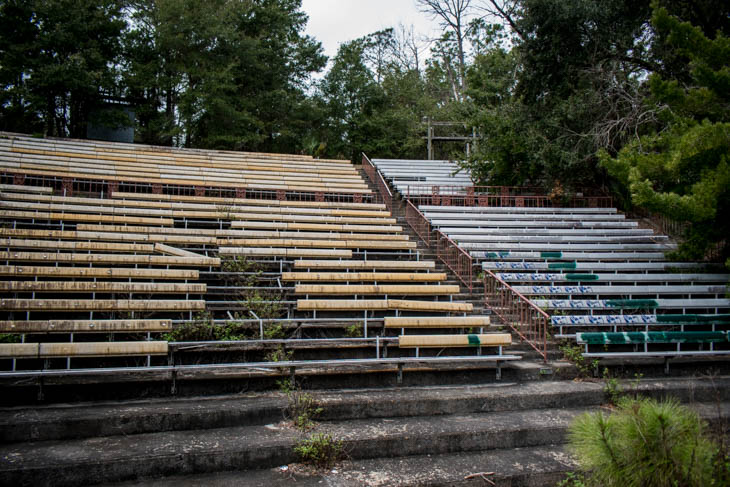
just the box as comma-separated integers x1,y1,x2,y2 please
1,377,728,486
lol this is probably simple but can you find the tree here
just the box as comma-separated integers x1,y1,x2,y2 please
417,0,473,101
600,4,730,262
568,397,722,486
0,0,127,138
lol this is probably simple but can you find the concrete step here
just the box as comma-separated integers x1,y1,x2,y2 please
105,444,578,487
2,387,728,486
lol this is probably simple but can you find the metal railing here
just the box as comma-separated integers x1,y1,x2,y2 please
405,184,612,208
435,230,474,291
361,154,393,212
405,200,432,247
483,270,549,362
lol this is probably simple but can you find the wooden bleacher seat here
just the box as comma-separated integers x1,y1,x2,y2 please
231,221,403,233
0,341,168,359
294,284,460,295
0,184,52,193
398,333,511,348
385,316,491,328
0,209,173,226
0,251,220,267
217,238,416,250
282,272,447,282
0,238,155,253
221,230,409,241
219,247,352,258
0,319,171,333
0,228,217,245
0,265,199,280
296,299,473,312
0,281,206,294
0,299,205,311
294,260,436,270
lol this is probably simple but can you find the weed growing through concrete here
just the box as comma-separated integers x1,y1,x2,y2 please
285,388,323,431
602,368,622,405
294,433,344,469
560,342,598,378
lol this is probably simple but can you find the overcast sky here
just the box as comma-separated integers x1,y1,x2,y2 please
300,0,443,60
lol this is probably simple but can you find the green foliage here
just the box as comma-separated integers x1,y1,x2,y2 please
600,5,730,262
602,368,623,405
344,323,363,338
560,342,598,378
294,433,344,469
556,472,588,487
164,311,252,342
265,345,293,363
285,388,323,431
0,334,21,344
568,397,718,487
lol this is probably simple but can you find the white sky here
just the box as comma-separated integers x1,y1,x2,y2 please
300,0,443,60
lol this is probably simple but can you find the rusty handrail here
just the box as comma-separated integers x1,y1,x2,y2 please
405,200,432,247
361,154,392,212
435,229,474,291
483,269,549,362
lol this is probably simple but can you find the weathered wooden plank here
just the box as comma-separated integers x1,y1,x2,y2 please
217,238,416,250
0,319,171,333
294,284,460,295
282,272,446,282
293,260,436,270
0,265,198,279
0,238,154,253
219,247,352,258
0,251,220,266
296,299,472,312
0,299,205,311
0,184,52,193
0,341,168,358
0,281,206,294
0,209,173,226
153,242,205,258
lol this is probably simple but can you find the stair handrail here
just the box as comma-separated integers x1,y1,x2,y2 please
483,269,548,362
361,153,392,212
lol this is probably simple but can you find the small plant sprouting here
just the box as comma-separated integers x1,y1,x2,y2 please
560,342,598,379
265,345,293,363
344,323,363,338
285,388,323,431
602,368,623,405
294,433,344,469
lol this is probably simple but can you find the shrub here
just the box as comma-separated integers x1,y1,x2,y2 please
285,388,323,431
560,342,598,378
568,397,717,486
294,433,343,469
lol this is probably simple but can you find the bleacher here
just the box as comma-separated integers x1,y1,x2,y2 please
0,134,518,384
370,158,472,197
417,204,729,362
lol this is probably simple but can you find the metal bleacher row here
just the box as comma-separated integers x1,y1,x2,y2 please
0,134,518,380
370,158,472,196
417,204,730,361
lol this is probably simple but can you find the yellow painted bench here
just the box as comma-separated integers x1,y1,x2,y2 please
217,238,416,250
398,333,511,348
0,251,220,267
385,316,491,328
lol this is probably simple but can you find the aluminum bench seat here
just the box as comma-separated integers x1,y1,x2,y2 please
532,298,730,310
496,273,730,283
576,331,729,345
512,284,725,296
450,234,666,243
482,262,703,271
476,252,669,261
419,205,618,214
551,314,730,326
